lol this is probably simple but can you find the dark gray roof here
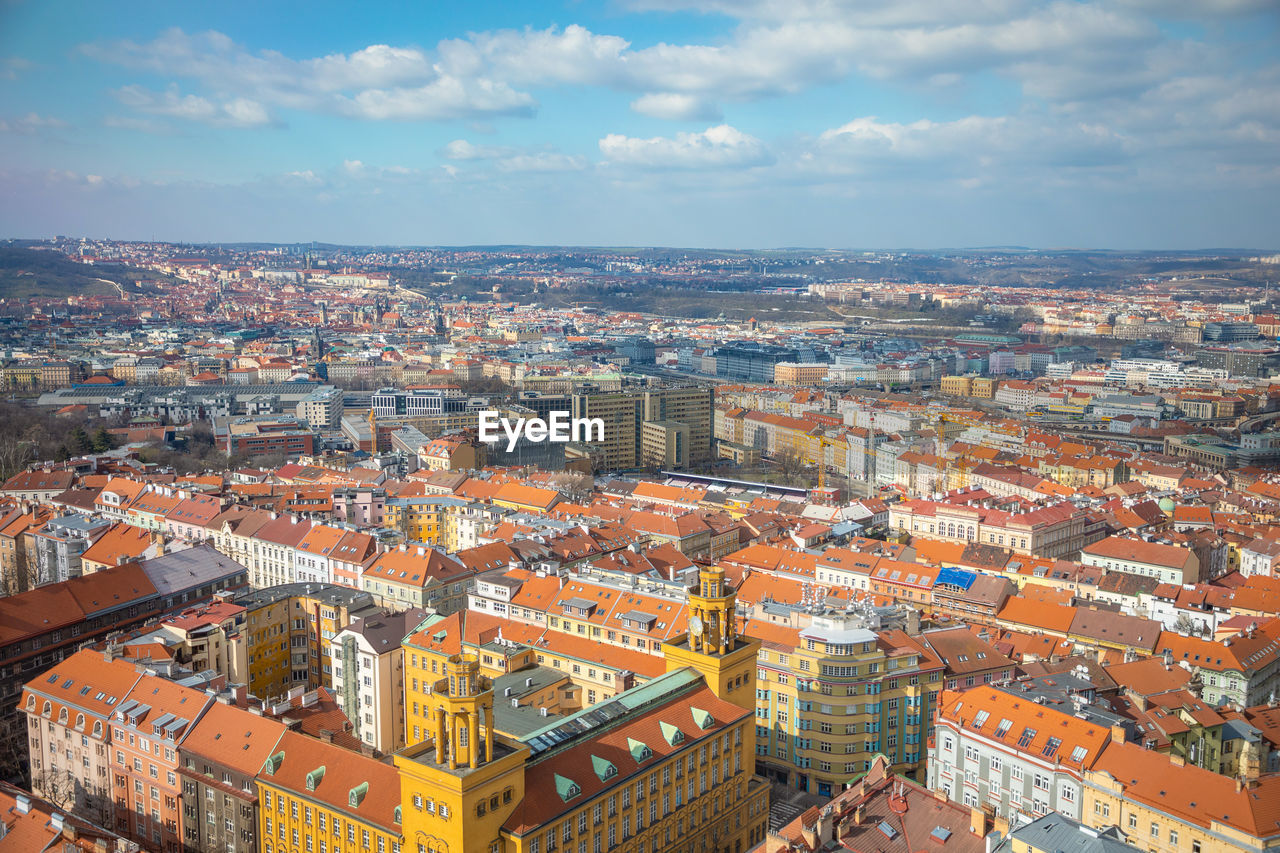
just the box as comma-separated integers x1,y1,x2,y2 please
234,581,374,610
341,608,430,650
138,545,246,596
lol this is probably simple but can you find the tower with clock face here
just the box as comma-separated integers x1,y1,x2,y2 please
662,566,760,712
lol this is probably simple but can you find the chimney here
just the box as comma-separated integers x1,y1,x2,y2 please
319,729,335,743
970,806,991,838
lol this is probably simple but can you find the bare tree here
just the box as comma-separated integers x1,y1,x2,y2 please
773,446,808,485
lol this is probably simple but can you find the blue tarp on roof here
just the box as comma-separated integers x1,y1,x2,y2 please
935,566,977,591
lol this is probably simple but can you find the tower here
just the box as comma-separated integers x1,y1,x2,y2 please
395,654,527,853
662,566,760,713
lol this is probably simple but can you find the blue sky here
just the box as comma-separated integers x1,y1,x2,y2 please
1,0,1278,249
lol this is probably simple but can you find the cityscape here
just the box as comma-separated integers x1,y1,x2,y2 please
2,3,1280,853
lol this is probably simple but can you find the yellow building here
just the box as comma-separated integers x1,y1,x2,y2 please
970,376,997,398
257,729,404,853
236,583,377,700
387,497,462,545
272,568,772,853
746,612,942,796
641,419,692,469
395,566,769,853
940,375,975,397
1083,740,1280,853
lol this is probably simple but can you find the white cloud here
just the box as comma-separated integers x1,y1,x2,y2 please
2,57,32,80
440,139,516,160
0,113,70,134
336,77,535,121
599,125,772,169
494,153,587,172
114,85,274,127
103,115,176,134
630,93,721,120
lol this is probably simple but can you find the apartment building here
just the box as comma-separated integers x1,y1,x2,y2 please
177,699,287,853
235,583,377,701
751,610,943,796
21,651,142,824
889,498,1097,559
329,608,429,753
1081,537,1202,585
110,672,216,851
929,685,1116,824
361,545,473,613
1082,740,1280,853
255,729,403,853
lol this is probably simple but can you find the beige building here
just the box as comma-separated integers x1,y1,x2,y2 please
295,386,344,429
774,363,829,385
641,419,691,469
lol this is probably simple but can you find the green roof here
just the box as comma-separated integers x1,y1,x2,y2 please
591,755,617,781
659,721,684,746
627,737,652,763
690,707,714,730
554,773,582,802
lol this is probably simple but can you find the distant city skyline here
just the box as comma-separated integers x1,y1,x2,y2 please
2,0,1278,249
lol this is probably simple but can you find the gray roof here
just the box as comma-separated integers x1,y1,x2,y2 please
137,545,247,596
490,666,571,736
235,581,374,610
999,813,1139,853
340,608,430,651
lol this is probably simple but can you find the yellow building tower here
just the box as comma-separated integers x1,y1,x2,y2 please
396,653,528,853
662,566,761,713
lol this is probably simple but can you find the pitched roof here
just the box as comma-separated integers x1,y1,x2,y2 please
260,729,401,832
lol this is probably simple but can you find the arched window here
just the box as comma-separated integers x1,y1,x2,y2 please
42,700,52,718
75,713,86,731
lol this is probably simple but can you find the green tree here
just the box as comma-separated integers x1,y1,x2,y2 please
91,427,114,453
68,426,91,454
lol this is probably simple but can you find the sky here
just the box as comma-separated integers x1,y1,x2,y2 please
1,0,1278,250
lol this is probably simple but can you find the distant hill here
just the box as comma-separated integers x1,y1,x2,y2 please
0,247,127,299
